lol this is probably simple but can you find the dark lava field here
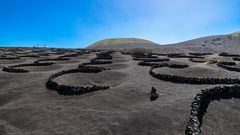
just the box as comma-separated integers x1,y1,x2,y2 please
0,45,240,135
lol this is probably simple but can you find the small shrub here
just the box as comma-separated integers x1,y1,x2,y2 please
206,58,217,64
123,48,154,56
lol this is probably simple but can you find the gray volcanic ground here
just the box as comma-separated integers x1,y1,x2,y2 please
0,34,240,135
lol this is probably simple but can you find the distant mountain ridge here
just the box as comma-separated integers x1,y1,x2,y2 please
86,33,240,53
86,38,160,50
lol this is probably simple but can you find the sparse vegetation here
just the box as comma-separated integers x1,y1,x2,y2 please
232,31,240,37
123,48,154,56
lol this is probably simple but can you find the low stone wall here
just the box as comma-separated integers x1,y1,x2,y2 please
138,62,189,68
0,57,21,60
219,52,240,57
217,61,236,66
34,58,70,64
2,62,55,73
46,65,109,95
232,57,240,61
217,63,240,72
2,67,29,73
38,53,50,56
185,85,240,135
133,55,158,59
150,66,240,84
19,55,40,58
167,53,203,58
189,53,213,56
189,58,207,63
89,58,113,64
132,57,168,61
142,58,170,62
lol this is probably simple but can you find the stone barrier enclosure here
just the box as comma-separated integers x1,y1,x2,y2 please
46,65,110,95
2,62,55,73
150,66,240,84
217,61,240,72
185,85,240,135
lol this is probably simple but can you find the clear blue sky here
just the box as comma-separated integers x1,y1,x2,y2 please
0,0,240,48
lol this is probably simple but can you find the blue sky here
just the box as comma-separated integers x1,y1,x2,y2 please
0,0,240,48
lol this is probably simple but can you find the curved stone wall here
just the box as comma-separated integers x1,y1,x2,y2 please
189,58,207,63
219,52,240,57
46,65,110,95
189,53,213,56
2,62,55,73
138,62,189,68
167,53,204,58
150,66,240,84
88,58,113,64
0,57,21,60
34,58,70,64
185,85,240,135
232,57,240,61
217,63,240,72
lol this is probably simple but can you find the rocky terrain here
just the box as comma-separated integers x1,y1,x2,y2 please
0,33,240,135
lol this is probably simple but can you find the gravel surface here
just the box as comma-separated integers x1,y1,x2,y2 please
0,46,239,135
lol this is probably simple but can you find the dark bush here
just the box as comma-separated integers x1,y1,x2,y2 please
96,51,113,59
123,48,154,56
